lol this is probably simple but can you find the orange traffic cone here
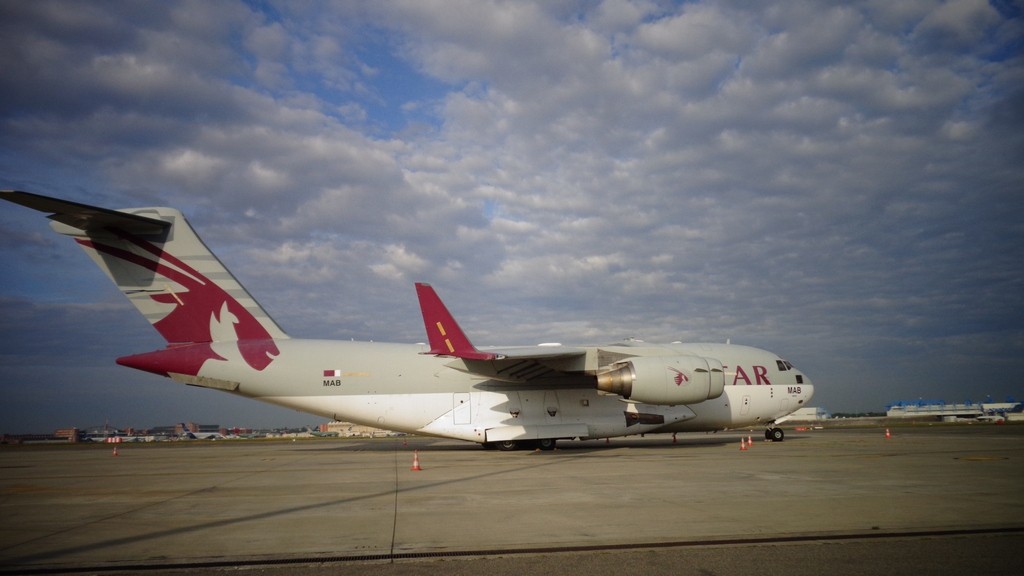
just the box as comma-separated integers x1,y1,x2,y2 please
885,428,891,439
410,450,423,471
740,437,748,451
112,445,119,456
747,434,753,447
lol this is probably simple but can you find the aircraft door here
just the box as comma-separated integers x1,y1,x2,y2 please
453,392,471,425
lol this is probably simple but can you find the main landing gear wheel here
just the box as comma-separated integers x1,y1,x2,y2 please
765,427,785,442
537,438,557,451
496,440,519,451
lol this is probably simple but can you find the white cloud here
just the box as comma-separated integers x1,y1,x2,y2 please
633,3,753,59
369,244,429,280
913,0,1001,51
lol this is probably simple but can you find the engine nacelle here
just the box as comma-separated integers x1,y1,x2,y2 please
596,355,725,405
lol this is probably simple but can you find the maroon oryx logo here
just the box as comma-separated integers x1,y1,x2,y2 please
77,232,279,374
669,367,690,386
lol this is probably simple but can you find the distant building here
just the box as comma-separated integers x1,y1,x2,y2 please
177,422,223,435
886,400,1021,419
54,428,81,442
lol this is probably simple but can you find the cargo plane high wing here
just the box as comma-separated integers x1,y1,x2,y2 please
2,190,815,449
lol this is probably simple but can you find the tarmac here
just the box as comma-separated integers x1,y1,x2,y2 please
1,424,1022,575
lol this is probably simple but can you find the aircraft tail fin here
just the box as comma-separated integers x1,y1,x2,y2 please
177,423,197,440
1,190,289,354
415,283,495,360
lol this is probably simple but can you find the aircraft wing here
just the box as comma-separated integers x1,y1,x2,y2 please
415,283,589,383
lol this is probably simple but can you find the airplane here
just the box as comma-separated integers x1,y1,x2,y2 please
177,423,225,440
1,190,815,450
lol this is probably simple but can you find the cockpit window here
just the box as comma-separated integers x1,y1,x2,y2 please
784,360,793,370
776,360,789,371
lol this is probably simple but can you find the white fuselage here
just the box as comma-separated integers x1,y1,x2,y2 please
173,339,814,443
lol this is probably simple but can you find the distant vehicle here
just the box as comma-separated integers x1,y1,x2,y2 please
976,415,1005,423
3,190,815,449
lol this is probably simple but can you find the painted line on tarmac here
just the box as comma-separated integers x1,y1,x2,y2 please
3,525,1023,575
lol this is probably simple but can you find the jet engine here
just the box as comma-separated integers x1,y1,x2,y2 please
596,355,725,405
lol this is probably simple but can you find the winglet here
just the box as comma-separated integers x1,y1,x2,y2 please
415,283,496,360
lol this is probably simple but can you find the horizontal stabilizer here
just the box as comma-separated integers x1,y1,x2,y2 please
1,190,170,235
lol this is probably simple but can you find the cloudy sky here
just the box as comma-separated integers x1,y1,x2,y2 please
1,0,1021,434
